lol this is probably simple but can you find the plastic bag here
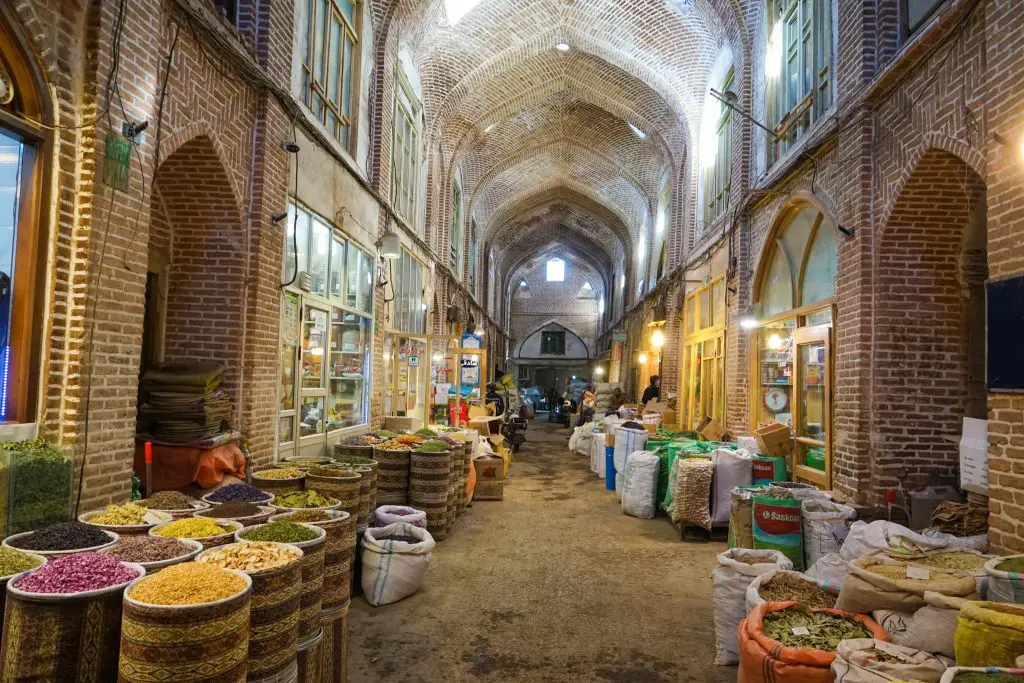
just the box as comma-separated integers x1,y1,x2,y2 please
802,499,856,569
840,520,949,561
753,495,804,570
872,591,964,658
831,639,947,683
745,569,837,613
713,549,792,665
836,555,977,614
954,600,1024,668
620,451,659,519
374,505,427,528
738,601,888,683
590,432,607,478
672,457,714,529
568,427,581,453
711,448,753,526
805,552,850,591
361,522,436,606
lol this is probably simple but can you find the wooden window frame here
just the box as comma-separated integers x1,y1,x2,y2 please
704,68,734,223
391,66,420,227
902,0,945,38
301,0,361,149
679,277,727,430
540,331,565,356
766,0,832,165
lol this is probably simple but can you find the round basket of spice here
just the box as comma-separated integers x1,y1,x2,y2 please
283,455,337,471
252,467,306,494
201,483,274,507
149,518,243,550
195,502,276,527
79,502,173,535
269,488,342,512
4,521,119,556
0,547,45,617
138,491,212,520
7,552,144,601
119,563,253,683
104,536,203,574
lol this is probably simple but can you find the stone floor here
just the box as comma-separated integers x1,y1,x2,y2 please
348,420,728,682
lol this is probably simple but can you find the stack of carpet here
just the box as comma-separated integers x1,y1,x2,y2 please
137,362,233,445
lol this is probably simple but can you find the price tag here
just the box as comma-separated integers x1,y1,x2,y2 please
906,566,930,580
791,626,810,636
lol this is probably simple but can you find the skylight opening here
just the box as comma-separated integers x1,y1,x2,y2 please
555,39,571,52
445,0,483,25
546,258,565,282
628,123,647,139
519,280,528,288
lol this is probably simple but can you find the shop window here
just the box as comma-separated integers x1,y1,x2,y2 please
449,180,462,275
681,278,726,430
904,0,944,35
753,204,838,488
545,258,565,282
300,0,360,149
765,0,833,163
540,331,565,355
704,67,733,223
393,248,426,333
391,66,420,227
650,174,669,288
279,202,374,450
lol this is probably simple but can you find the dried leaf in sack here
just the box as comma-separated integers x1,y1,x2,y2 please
758,573,837,609
762,608,871,650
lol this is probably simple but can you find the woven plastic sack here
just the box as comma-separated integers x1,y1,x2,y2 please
672,457,714,529
753,495,804,570
922,529,988,553
711,448,753,526
737,601,888,683
986,555,1024,603
831,639,947,683
620,451,659,519
872,591,964,658
802,499,856,569
745,568,838,613
836,555,977,614
613,427,648,500
576,429,593,457
954,601,1024,668
361,522,435,606
841,520,949,561
940,668,1024,683
374,505,427,528
728,485,765,549
713,549,792,665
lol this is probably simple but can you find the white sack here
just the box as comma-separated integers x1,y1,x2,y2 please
712,548,792,665
745,568,836,613
872,591,964,658
576,430,593,457
802,498,856,569
805,552,851,591
374,505,427,528
620,451,659,519
985,555,1024,603
736,436,761,454
840,520,949,561
590,432,607,479
710,448,753,525
568,426,581,453
922,529,988,553
831,639,947,683
613,427,648,500
361,522,436,606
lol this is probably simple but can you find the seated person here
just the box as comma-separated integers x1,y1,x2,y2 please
485,382,506,416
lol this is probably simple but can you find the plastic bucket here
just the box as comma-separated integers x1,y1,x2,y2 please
605,446,615,492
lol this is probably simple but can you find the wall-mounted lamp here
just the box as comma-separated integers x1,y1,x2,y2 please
651,329,666,349
710,89,778,138
638,352,649,364
594,366,605,377
837,224,856,238
738,306,758,330
379,229,401,260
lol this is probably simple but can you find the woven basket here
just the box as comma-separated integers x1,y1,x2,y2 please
78,509,173,536
306,470,362,519
320,609,349,683
269,510,356,613
373,446,411,506
198,543,302,680
195,504,276,527
333,442,373,460
252,470,306,494
297,626,324,683
409,451,450,541
136,499,211,520
333,457,378,513
353,465,373,531
119,569,251,682
149,519,243,550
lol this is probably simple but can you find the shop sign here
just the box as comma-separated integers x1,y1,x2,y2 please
612,331,627,343
408,356,419,367
462,333,482,349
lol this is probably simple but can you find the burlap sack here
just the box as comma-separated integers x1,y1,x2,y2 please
831,639,947,683
835,555,976,614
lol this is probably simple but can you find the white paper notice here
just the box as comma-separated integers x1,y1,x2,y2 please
906,566,930,580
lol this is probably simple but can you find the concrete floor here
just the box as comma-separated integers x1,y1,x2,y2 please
348,420,728,683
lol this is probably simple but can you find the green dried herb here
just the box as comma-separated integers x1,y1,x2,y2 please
762,607,870,651
273,489,335,509
1,440,74,534
953,674,1024,683
414,428,438,437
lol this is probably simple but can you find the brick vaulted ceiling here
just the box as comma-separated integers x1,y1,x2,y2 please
375,0,745,309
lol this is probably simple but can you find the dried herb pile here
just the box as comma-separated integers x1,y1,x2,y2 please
866,563,956,582
909,551,988,573
758,573,837,609
2,439,74,534
762,608,870,650
143,491,195,510
997,557,1024,573
953,674,1024,683
272,489,336,509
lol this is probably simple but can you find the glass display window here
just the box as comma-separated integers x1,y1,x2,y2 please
755,318,796,427
309,217,330,297
301,305,329,390
328,308,370,431
680,277,727,430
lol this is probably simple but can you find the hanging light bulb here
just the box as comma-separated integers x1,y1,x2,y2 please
638,352,648,364
651,329,666,349
767,333,782,350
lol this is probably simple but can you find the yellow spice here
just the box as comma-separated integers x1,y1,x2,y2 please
129,563,246,605
153,517,228,539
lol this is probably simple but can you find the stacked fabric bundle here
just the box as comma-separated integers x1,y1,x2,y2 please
137,363,232,445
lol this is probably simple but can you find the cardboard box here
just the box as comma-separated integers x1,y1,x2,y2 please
642,400,676,426
755,422,792,457
643,423,657,434
384,416,420,432
605,432,616,448
473,455,505,501
698,417,728,442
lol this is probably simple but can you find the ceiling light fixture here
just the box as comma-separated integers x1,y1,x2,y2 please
628,123,647,139
555,39,571,52
737,306,758,330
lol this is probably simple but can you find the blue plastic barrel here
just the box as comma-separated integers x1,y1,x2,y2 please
605,446,616,491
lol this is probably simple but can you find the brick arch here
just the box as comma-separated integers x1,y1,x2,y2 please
500,230,613,293
872,147,987,500
158,122,246,222
750,191,840,297
148,134,246,394
512,319,592,360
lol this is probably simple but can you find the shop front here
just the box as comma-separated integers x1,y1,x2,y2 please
679,277,727,431
277,203,375,459
750,202,838,488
